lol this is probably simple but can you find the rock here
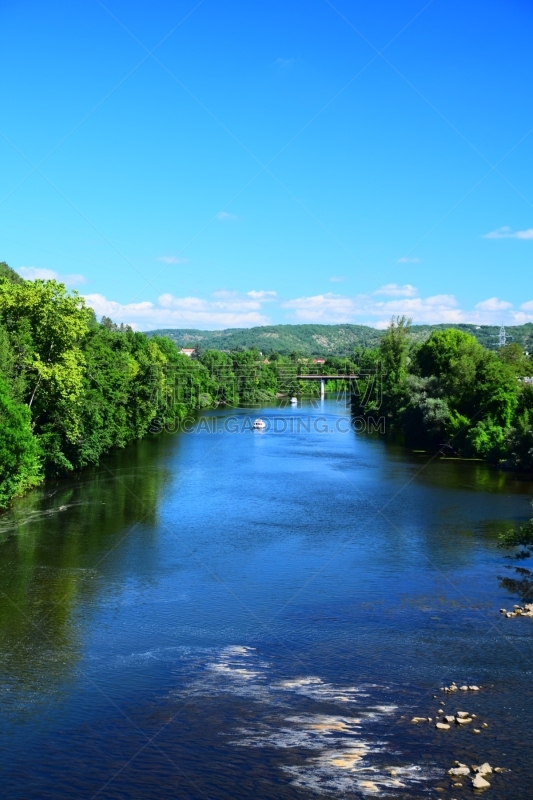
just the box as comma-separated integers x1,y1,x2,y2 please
411,717,427,723
472,774,491,789
460,685,469,691
475,763,492,775
494,767,506,774
456,717,472,724
473,728,481,733
453,782,463,787
445,715,455,723
437,709,444,714
448,767,470,776
456,711,469,718
481,723,488,728
427,717,432,722
500,608,507,614
453,762,468,767
469,686,480,691
513,604,521,609
506,612,515,618
436,722,450,730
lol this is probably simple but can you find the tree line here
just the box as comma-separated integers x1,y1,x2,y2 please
0,266,350,507
366,316,533,468
1,264,532,508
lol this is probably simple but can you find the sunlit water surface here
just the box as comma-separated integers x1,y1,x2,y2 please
1,400,532,799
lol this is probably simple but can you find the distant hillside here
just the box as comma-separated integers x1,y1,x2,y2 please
146,322,533,356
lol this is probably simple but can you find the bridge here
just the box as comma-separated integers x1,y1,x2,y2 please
295,374,359,399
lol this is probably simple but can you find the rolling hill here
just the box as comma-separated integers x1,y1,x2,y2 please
146,322,533,357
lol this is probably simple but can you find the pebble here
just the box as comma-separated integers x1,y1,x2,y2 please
448,766,470,776
504,603,533,617
472,774,491,789
474,763,492,774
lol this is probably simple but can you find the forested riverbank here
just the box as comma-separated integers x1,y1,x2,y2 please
362,316,533,469
1,263,533,508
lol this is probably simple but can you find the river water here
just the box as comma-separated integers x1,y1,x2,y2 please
0,399,532,799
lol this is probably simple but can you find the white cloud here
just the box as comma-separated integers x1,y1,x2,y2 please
369,294,462,326
216,211,240,222
373,283,418,297
475,297,512,312
81,284,533,331
156,256,188,264
247,290,277,300
397,257,420,263
18,266,87,286
84,291,271,330
281,286,533,327
329,276,345,283
483,226,533,239
513,300,533,323
282,293,356,322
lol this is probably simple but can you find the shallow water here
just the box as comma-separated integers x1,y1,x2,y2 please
0,399,532,799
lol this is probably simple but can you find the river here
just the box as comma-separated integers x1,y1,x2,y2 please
0,399,532,799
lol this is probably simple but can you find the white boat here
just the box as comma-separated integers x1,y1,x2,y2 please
253,418,266,429
290,397,298,404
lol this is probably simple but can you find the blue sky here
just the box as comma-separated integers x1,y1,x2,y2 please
1,0,532,329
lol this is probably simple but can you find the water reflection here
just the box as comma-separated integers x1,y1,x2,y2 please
0,435,174,708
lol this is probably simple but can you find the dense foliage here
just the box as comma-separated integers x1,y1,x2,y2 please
372,317,533,468
1,260,532,509
0,266,353,506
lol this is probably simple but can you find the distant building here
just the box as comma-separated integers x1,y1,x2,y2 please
313,358,326,365
180,348,195,357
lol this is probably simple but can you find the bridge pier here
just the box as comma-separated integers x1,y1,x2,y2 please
320,378,325,400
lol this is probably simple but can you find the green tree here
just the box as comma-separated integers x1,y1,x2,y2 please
0,261,24,285
0,278,92,473
0,374,41,506
379,315,411,418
